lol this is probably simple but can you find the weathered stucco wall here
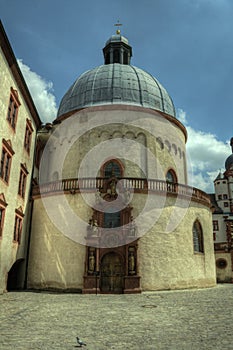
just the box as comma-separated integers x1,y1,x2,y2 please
27,197,87,290
215,252,232,283
28,192,216,291
138,198,216,290
40,108,187,185
0,47,38,293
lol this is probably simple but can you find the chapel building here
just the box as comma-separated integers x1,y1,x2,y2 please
27,30,216,293
0,22,216,294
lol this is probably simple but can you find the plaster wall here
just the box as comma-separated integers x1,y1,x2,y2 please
215,252,232,283
0,47,37,293
213,213,227,243
40,108,187,185
28,192,216,291
138,197,216,290
27,196,87,290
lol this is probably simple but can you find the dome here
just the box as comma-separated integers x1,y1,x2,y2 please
57,64,176,118
225,154,233,170
57,32,176,119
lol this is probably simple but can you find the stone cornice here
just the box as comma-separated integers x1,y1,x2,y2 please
54,105,187,143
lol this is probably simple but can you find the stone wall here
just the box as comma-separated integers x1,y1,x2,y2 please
215,252,233,283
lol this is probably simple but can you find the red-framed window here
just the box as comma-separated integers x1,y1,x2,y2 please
0,193,8,239
13,208,24,244
166,169,177,183
213,220,219,231
0,139,15,184
101,159,124,178
18,163,29,198
6,88,21,130
166,169,177,192
24,119,34,154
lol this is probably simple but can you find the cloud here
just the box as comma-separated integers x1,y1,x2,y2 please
17,59,57,123
177,108,230,193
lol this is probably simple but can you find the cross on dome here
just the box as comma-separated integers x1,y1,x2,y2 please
114,20,122,34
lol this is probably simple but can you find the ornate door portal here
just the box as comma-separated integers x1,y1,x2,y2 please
83,164,141,294
100,252,123,293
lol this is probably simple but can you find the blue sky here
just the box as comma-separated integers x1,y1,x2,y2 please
1,0,232,192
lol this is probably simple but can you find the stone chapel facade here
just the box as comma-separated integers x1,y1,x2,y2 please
0,22,217,294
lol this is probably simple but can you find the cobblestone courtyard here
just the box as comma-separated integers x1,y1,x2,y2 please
1,284,233,350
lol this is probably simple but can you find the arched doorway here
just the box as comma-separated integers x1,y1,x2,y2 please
7,259,24,291
100,252,124,293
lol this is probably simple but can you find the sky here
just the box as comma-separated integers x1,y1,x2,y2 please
1,0,232,193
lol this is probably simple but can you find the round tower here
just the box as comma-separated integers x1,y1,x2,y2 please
28,31,216,293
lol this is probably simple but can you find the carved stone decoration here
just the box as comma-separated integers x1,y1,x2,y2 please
123,188,131,204
88,248,96,274
102,177,119,201
128,217,137,237
92,220,99,236
83,183,141,293
101,231,120,248
128,246,136,275
87,217,99,237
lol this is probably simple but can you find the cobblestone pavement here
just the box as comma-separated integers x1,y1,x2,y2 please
1,284,233,350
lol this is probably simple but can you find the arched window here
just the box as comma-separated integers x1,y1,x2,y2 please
166,169,177,183
193,220,204,253
113,49,120,63
105,52,110,64
123,51,128,64
103,160,122,178
166,169,177,192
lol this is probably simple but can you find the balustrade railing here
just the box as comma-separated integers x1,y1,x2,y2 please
32,177,210,206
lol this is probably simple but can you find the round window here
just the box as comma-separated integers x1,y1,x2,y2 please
216,258,227,269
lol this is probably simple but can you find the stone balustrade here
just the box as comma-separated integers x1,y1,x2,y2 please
32,177,211,207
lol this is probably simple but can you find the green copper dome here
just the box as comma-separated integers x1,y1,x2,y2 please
57,34,176,119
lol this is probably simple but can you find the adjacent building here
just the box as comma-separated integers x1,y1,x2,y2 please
0,21,41,293
211,138,233,282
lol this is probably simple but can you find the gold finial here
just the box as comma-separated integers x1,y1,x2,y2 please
114,20,122,34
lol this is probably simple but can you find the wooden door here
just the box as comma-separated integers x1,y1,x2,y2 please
100,252,123,293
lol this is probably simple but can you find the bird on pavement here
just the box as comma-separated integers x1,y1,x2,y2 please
76,336,87,347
